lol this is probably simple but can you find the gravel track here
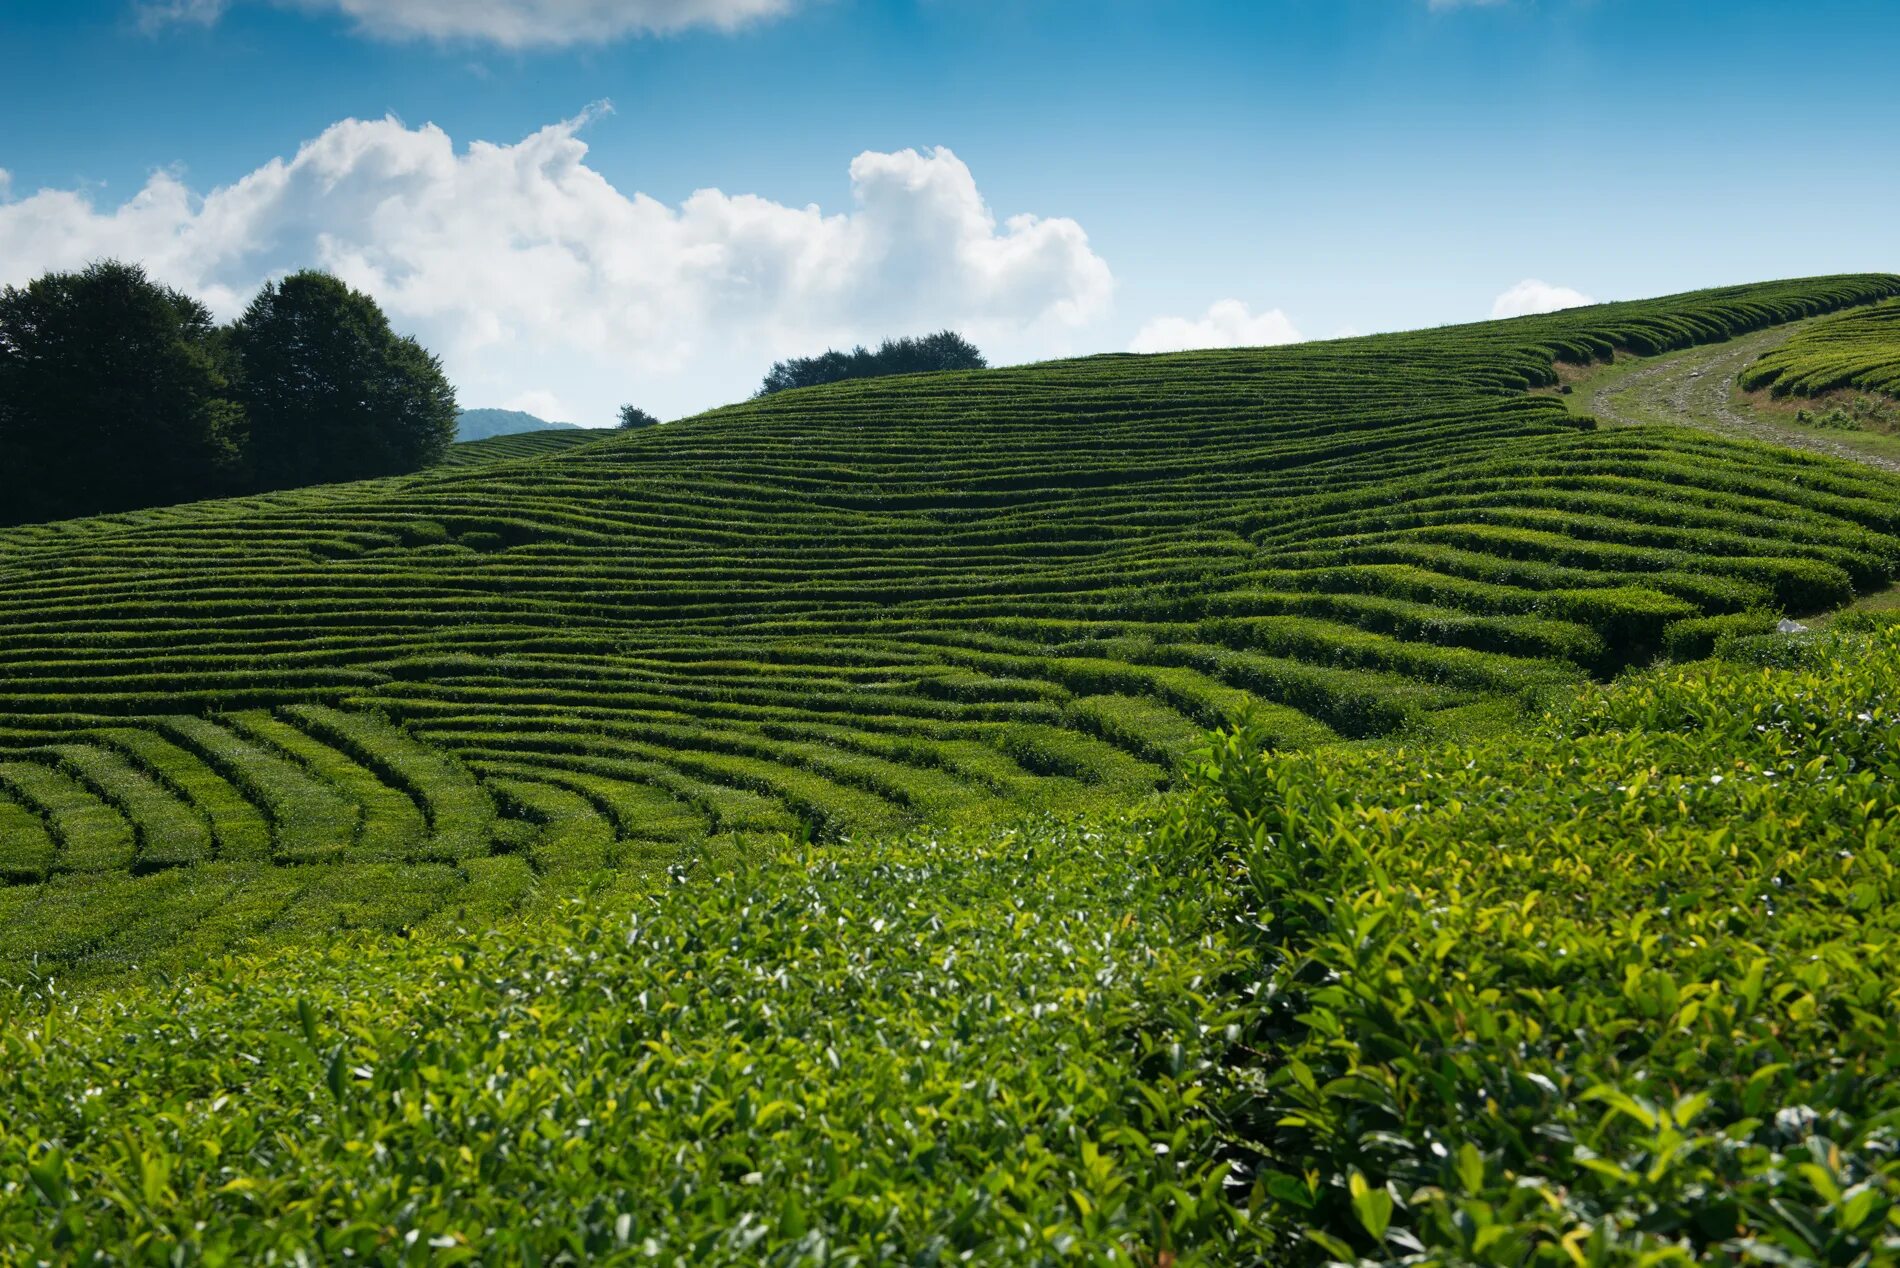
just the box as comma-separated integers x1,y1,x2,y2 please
1586,324,1900,475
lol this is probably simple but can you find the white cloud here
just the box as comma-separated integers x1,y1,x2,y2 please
501,389,573,422
1490,278,1595,319
136,0,798,45
135,0,229,30
1128,299,1302,354
0,108,1112,422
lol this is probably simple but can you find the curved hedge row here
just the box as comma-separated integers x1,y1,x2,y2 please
436,429,602,467
1739,297,1900,398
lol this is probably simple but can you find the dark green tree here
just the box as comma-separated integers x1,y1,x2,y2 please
229,271,457,490
759,330,986,396
0,260,243,525
616,405,662,430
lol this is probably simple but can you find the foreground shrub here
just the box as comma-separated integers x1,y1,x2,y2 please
1171,621,1900,1264
0,819,1261,1264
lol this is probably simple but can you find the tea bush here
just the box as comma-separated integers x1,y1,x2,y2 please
0,818,1260,1265
1169,619,1900,1264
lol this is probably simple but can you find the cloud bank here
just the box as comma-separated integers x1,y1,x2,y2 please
0,109,1112,422
1129,299,1302,354
1490,278,1595,319
139,0,798,44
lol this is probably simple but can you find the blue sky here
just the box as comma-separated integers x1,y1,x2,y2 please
2,0,1896,424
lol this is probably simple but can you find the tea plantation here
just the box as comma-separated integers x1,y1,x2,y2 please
3,275,1900,983
7,611,1900,1263
1740,297,1900,398
435,429,601,468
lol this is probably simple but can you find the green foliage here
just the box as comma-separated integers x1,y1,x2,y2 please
1167,620,1900,1263
616,404,663,429
436,429,596,466
7,276,1900,1257
4,276,1900,976
0,260,244,525
1794,395,1900,433
231,270,459,489
759,329,987,395
0,819,1260,1264
0,262,464,525
1661,609,1780,660
1740,298,1900,399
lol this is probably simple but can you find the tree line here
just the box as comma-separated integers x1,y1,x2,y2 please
758,330,986,396
0,261,457,526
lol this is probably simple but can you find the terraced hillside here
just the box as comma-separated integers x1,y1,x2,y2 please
3,274,1899,978
437,429,602,467
1741,297,1900,398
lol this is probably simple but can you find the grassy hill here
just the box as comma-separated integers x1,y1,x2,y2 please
7,274,1900,1262
2,274,1899,981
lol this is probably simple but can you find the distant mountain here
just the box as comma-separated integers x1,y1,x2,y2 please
455,408,582,441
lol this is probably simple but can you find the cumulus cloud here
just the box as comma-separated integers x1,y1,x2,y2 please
1490,279,1595,319
1128,299,1302,354
136,0,798,45
0,108,1112,421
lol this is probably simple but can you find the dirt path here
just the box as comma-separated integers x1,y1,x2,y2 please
1584,323,1900,475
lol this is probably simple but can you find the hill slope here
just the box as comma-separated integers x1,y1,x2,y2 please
2,274,1899,978
1740,296,1900,398
9,616,1900,1263
439,429,601,467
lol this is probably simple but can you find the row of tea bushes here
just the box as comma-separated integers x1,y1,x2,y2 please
1168,617,1900,1263
1740,298,1900,398
5,276,1900,976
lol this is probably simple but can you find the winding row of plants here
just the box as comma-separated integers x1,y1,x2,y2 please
1740,297,1900,398
436,430,599,468
2,275,1899,981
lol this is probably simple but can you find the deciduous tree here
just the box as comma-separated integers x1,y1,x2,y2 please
230,271,457,489
759,330,985,396
0,261,243,524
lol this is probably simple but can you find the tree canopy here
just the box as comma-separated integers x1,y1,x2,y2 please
0,263,458,525
230,271,458,490
0,261,244,525
759,330,986,396
617,405,662,430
